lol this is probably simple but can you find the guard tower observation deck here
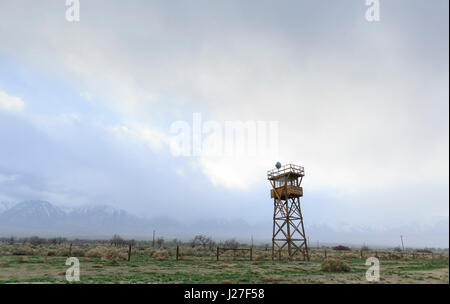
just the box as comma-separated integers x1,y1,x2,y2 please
267,164,304,200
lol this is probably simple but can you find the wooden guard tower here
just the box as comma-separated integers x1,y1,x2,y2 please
268,163,309,261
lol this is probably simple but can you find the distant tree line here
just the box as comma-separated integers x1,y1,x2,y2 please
1,236,446,253
0,236,69,246
0,234,261,250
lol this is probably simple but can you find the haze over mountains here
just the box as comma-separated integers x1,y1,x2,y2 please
0,200,447,248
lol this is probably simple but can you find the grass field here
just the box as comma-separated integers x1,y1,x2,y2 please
0,247,448,284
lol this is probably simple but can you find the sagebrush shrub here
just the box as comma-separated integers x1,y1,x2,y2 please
12,246,34,256
153,249,169,261
71,248,86,257
101,248,128,263
321,259,351,272
85,246,108,258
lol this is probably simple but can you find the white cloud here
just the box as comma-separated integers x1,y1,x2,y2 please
175,167,185,177
0,1,447,230
198,155,274,190
0,173,19,183
107,122,176,153
0,91,25,112
80,91,92,101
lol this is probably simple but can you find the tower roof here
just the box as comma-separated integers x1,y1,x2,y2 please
267,163,304,180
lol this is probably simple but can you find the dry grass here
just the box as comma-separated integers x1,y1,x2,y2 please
210,263,229,269
321,259,351,272
177,255,189,261
263,275,285,282
0,246,448,284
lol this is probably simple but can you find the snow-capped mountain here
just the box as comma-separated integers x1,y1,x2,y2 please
67,204,148,234
0,200,147,237
0,200,66,228
71,204,131,219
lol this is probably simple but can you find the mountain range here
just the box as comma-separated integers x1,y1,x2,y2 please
0,200,448,248
0,200,158,238
0,200,257,241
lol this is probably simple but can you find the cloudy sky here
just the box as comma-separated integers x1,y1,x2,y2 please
0,1,448,246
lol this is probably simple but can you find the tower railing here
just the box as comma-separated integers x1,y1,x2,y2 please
267,163,304,180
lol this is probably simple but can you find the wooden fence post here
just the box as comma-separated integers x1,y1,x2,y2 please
360,250,363,259
216,247,219,261
324,250,327,260
127,244,132,262
68,243,72,257
176,245,179,261
250,248,253,261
